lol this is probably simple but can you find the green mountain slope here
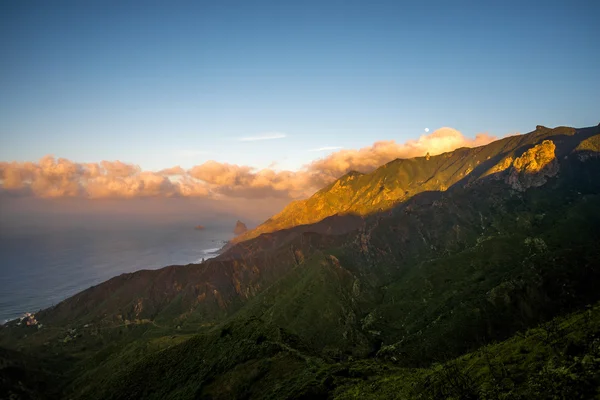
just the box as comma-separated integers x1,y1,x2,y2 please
222,135,600,363
233,125,582,243
28,125,598,329
8,298,600,399
1,123,599,399
334,302,600,399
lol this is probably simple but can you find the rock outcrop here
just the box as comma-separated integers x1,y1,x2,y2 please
233,220,248,235
506,140,558,191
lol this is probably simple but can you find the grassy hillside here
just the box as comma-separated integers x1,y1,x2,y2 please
7,297,599,399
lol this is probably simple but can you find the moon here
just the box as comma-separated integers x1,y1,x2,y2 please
424,128,430,133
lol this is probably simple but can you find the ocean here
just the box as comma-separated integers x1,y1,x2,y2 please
0,219,234,323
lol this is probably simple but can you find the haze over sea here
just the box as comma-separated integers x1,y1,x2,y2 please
0,216,234,323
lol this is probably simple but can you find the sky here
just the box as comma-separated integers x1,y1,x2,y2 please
0,0,599,213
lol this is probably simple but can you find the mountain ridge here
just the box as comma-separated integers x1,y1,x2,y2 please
232,125,584,243
25,124,600,329
2,123,600,399
18,123,598,332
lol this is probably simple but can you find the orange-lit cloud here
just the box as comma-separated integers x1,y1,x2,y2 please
0,157,185,199
188,161,254,186
0,128,499,200
307,127,496,185
158,166,186,176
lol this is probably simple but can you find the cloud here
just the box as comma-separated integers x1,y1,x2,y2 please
99,160,140,177
85,172,180,199
0,157,206,199
308,146,343,152
182,127,495,198
239,132,286,141
0,156,84,197
175,176,211,197
188,161,254,186
1,128,499,200
158,166,186,176
305,127,497,186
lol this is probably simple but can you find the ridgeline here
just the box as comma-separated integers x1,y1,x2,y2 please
2,124,600,399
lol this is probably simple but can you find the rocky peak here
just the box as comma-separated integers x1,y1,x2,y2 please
506,140,558,191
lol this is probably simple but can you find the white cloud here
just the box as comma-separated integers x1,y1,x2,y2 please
239,132,287,141
308,146,343,152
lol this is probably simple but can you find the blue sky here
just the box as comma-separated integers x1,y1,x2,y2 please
1,0,598,172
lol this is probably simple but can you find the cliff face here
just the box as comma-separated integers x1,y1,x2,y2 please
506,140,558,191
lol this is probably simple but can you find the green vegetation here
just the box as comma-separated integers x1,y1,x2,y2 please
335,303,600,399
5,300,600,399
1,124,600,399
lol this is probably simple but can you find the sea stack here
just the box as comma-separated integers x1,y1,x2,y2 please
233,220,248,235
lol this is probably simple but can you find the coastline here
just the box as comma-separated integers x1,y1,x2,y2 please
0,230,234,325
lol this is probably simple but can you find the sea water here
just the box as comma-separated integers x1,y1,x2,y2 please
0,219,233,323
